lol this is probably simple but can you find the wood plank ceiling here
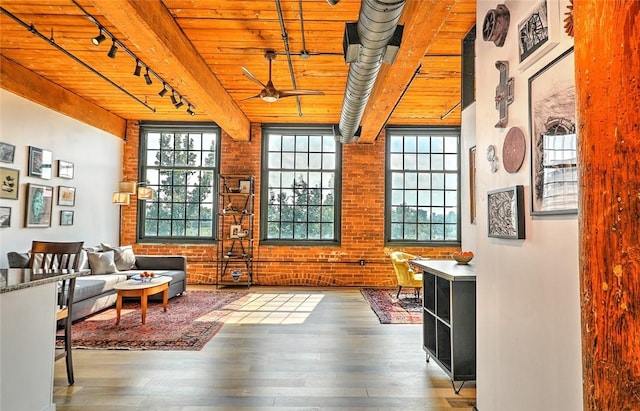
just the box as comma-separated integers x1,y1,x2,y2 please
0,0,475,142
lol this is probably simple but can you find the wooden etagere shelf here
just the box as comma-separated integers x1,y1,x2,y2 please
216,174,254,287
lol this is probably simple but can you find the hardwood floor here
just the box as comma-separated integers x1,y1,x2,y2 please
53,287,476,410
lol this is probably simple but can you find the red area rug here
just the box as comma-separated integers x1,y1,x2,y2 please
66,290,249,351
360,288,422,324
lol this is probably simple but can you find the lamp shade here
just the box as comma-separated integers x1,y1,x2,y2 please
137,186,154,200
112,192,130,205
118,181,136,194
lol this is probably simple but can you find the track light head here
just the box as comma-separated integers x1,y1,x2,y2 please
186,105,195,116
326,0,340,5
170,93,178,106
174,98,184,109
92,30,106,46
158,84,168,97
133,61,142,77
107,41,118,58
144,69,152,85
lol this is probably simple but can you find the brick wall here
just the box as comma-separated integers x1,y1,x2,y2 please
120,120,459,287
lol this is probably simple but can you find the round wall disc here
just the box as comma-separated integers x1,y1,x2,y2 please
502,127,526,173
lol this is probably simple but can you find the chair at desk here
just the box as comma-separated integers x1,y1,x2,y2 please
29,240,84,385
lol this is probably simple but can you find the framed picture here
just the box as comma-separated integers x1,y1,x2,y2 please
0,167,20,200
57,160,74,179
0,207,11,228
229,224,241,238
518,0,561,71
529,48,577,215
469,146,477,224
57,186,76,206
28,146,53,179
239,179,251,194
0,142,15,163
25,183,54,228
487,185,526,239
60,210,74,226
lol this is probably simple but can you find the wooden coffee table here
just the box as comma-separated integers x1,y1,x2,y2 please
113,276,172,325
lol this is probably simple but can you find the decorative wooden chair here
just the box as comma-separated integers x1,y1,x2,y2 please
390,251,423,299
29,240,84,385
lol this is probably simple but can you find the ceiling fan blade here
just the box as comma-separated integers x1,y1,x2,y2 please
240,94,263,101
278,90,325,98
241,67,267,89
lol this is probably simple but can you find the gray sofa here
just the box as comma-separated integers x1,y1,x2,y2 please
7,251,187,322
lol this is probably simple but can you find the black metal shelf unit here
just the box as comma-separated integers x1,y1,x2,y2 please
216,174,254,287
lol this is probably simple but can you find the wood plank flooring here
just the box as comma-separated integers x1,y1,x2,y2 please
53,286,476,410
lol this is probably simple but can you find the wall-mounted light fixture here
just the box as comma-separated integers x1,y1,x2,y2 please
112,192,130,205
113,181,154,204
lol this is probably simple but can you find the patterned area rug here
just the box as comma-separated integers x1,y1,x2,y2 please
65,290,249,351
360,288,422,324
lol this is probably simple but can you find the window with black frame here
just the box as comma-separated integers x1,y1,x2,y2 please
386,127,461,245
262,126,341,244
137,122,220,242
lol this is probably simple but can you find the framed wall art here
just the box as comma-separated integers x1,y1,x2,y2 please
239,179,251,194
0,167,19,200
58,186,76,206
25,183,53,228
28,146,53,179
60,210,74,226
0,142,15,163
0,207,11,228
57,160,74,179
529,47,577,215
230,224,241,238
518,0,561,71
487,185,525,239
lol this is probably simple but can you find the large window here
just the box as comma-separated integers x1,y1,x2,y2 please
386,127,460,245
138,122,220,243
262,126,341,244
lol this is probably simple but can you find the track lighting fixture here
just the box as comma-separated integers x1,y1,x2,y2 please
133,60,141,76
107,40,118,58
158,84,168,97
144,68,152,85
326,0,340,5
72,0,195,113
91,29,106,46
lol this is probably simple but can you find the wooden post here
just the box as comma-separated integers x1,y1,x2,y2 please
574,1,640,409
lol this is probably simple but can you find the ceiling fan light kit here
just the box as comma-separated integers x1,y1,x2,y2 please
241,49,324,103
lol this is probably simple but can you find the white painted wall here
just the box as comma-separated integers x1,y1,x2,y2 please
0,90,122,267
472,1,583,410
461,102,477,251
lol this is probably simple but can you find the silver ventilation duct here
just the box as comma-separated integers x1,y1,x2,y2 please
335,0,406,144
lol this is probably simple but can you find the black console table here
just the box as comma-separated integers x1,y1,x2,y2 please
411,260,476,393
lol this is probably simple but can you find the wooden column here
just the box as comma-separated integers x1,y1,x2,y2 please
574,1,640,409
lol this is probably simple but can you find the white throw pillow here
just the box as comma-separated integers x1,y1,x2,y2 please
87,250,118,274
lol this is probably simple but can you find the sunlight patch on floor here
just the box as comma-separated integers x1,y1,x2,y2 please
223,293,324,324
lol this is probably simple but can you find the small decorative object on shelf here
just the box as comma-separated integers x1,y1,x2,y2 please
216,174,254,287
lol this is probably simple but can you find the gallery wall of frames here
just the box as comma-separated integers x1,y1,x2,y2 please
0,142,76,229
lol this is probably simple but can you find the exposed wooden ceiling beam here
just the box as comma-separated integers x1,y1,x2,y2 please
0,55,126,138
88,0,251,141
358,0,459,144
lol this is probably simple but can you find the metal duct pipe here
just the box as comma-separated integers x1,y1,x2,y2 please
335,0,406,144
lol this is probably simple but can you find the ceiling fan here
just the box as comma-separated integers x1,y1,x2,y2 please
241,50,324,103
